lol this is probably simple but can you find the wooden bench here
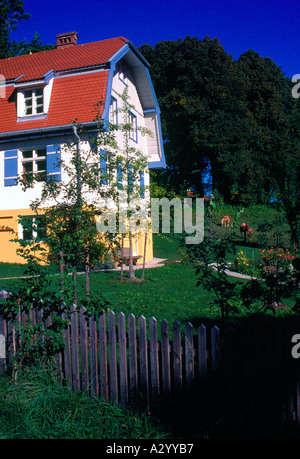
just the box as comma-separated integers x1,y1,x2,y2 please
118,247,143,265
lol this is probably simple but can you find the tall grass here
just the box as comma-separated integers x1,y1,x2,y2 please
0,366,172,439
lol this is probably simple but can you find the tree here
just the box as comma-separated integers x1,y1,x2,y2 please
16,89,151,286
0,0,54,58
237,50,300,247
140,36,300,247
139,36,248,198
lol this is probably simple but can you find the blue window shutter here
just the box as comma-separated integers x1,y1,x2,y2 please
4,150,18,186
140,170,145,198
46,145,61,181
100,149,107,185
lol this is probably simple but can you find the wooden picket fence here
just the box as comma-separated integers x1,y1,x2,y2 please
0,301,221,412
1,290,300,436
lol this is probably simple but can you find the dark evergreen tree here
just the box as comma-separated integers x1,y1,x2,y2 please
0,0,54,58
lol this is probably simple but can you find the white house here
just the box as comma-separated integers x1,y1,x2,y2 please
0,32,165,263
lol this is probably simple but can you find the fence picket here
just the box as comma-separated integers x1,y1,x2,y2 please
198,324,207,381
138,315,149,409
118,312,128,409
173,320,182,398
211,326,220,373
161,319,171,398
108,310,118,405
149,316,159,411
185,322,194,391
80,306,89,393
61,310,72,386
71,304,80,392
128,313,138,408
98,312,108,401
0,316,6,373
89,313,98,397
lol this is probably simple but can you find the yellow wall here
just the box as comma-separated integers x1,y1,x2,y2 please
0,208,153,265
0,208,42,264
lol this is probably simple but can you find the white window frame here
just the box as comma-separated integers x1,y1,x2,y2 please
24,87,44,115
21,148,47,182
128,110,138,142
109,96,118,125
19,87,44,117
19,215,45,241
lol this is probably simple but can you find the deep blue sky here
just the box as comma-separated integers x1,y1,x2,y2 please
11,0,299,78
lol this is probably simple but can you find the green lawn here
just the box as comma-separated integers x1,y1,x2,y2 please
0,224,298,329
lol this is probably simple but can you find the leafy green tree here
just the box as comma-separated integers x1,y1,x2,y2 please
140,36,300,247
237,50,300,247
140,36,250,199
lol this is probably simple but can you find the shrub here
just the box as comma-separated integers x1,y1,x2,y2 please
259,247,297,271
232,250,261,277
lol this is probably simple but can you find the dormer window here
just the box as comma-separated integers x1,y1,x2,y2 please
24,88,44,115
15,70,54,121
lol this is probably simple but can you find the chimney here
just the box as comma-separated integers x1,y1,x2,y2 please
56,31,78,48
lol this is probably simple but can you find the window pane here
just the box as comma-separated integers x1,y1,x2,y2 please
24,90,32,99
36,160,46,181
35,89,43,113
36,149,46,157
36,160,46,172
25,102,32,115
23,151,33,159
22,217,33,241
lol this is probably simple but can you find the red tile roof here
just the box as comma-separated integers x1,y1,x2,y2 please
0,37,128,136
0,37,128,82
0,71,109,133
